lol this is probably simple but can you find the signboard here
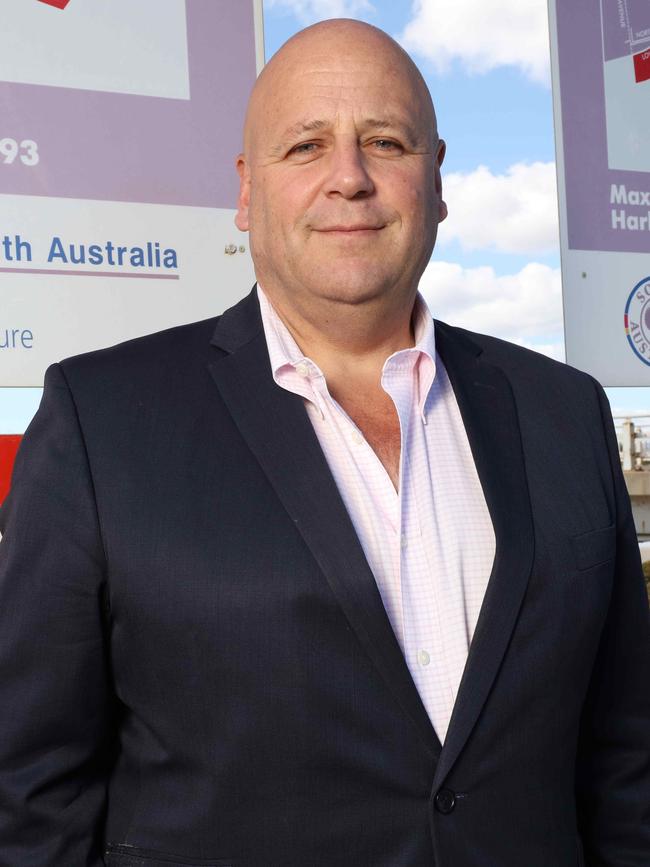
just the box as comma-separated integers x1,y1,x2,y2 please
549,0,650,384
0,0,263,386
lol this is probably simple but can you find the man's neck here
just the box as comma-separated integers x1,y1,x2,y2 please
260,287,417,391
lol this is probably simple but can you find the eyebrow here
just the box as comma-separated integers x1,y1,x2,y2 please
268,120,329,156
269,116,422,156
363,118,420,148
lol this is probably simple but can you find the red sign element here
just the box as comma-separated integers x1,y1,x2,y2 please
0,436,21,505
633,49,650,84
37,0,72,8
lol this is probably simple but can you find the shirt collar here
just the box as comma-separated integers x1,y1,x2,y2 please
258,284,437,419
258,284,310,373
382,293,437,421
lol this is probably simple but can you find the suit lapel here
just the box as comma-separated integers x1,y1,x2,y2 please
433,322,535,787
208,288,441,759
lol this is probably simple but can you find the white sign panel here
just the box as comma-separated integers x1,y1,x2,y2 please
0,0,191,99
549,0,650,385
0,0,263,386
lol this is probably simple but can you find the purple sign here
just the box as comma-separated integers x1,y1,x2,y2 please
557,0,650,253
0,0,258,209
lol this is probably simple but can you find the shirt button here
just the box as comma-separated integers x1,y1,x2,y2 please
400,534,408,550
295,361,310,377
417,649,430,667
352,429,364,444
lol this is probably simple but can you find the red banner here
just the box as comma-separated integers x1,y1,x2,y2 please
633,49,650,83
37,0,72,9
0,436,22,504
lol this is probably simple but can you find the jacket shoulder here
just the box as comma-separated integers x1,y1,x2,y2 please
57,316,222,389
436,320,599,391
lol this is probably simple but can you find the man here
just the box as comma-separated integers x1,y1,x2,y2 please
0,18,648,867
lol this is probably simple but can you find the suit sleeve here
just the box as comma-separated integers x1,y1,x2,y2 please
576,381,650,867
0,363,116,866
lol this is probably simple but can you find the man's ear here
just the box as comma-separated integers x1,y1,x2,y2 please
435,139,448,223
235,154,250,231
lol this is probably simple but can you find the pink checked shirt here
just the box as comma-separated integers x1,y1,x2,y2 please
258,286,496,743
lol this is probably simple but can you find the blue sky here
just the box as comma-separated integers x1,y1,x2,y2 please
0,0,647,432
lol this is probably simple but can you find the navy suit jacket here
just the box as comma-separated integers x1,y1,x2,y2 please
0,287,648,867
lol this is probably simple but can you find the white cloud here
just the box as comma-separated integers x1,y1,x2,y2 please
438,162,560,256
264,0,374,24
400,0,551,85
419,260,563,348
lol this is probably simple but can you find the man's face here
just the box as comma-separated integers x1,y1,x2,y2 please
236,36,447,314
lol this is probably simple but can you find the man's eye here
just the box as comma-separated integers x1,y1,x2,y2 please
290,142,318,155
372,139,402,152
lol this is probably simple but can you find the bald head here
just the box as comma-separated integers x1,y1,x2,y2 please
234,18,447,329
242,19,438,157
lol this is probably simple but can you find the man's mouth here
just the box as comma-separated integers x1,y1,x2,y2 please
315,224,384,234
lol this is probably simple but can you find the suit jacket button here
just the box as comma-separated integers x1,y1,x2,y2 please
435,788,457,814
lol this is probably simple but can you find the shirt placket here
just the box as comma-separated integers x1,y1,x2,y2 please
409,403,457,742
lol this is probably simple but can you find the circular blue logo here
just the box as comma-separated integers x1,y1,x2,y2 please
624,276,650,366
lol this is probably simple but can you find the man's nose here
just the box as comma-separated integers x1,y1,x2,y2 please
323,140,375,199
